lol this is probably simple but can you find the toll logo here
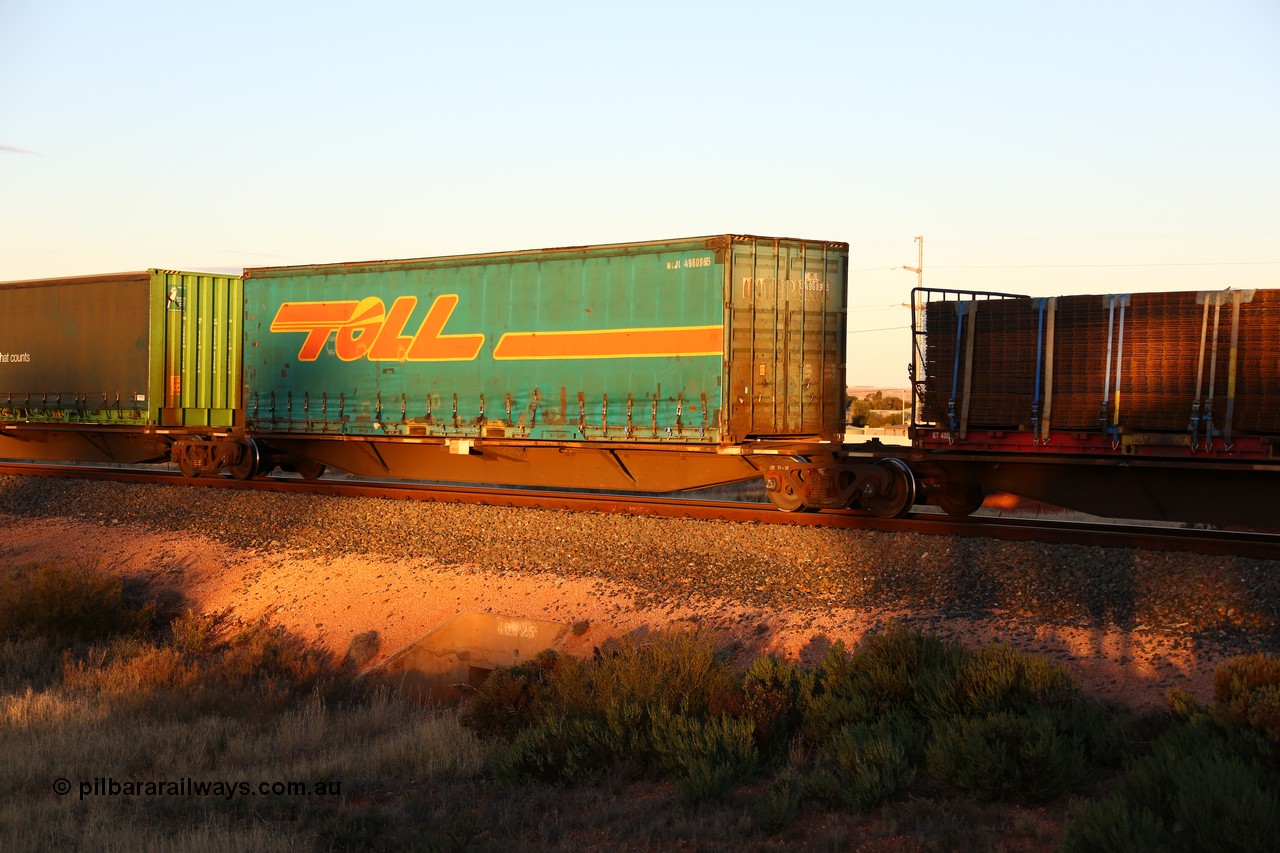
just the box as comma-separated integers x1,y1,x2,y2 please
270,296,724,362
270,295,485,362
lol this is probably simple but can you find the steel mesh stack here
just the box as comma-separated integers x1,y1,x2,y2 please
1040,295,1109,430
921,298,1038,428
1105,292,1202,431
920,289,1280,437
1232,289,1280,433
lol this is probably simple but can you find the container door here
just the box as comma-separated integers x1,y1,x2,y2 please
156,271,242,427
725,238,847,441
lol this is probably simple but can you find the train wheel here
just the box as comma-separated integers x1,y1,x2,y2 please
935,482,985,518
295,459,326,480
227,440,259,481
860,458,916,519
177,441,208,479
767,484,808,513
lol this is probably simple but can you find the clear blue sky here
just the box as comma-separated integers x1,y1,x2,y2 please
3,1,1278,386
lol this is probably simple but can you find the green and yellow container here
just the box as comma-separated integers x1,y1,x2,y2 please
0,269,242,427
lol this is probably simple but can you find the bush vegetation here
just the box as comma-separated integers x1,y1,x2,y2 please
3,558,1278,849
463,621,1280,845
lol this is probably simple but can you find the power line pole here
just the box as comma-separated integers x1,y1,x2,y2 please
903,235,923,287
903,235,924,430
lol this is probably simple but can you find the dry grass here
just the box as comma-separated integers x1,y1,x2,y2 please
0,560,492,851
4,557,1277,851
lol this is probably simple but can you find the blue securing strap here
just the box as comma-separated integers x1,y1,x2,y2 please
948,302,966,431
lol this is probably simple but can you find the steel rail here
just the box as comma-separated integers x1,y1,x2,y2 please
1,462,1277,559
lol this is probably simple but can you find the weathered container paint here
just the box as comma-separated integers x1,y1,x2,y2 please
243,235,847,444
0,270,242,427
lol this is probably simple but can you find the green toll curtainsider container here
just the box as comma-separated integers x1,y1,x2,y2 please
242,234,848,445
0,270,242,428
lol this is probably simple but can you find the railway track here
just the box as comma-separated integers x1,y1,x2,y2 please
3,461,1277,560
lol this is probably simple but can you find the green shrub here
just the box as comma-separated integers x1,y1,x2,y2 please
490,713,609,785
915,643,1079,720
1213,653,1280,741
0,562,158,644
855,622,962,705
649,705,757,779
740,655,812,754
1215,653,1280,704
460,655,558,738
824,717,918,810
926,709,1086,803
467,632,742,744
489,695,759,800
1067,719,1280,852
674,756,743,807
1055,697,1148,767
803,625,965,733
753,773,802,832
561,631,740,719
798,642,877,742
1061,797,1170,853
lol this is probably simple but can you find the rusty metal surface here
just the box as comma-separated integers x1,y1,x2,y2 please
0,425,173,464
254,434,766,492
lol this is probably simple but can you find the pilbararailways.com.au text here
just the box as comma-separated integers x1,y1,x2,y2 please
54,777,342,801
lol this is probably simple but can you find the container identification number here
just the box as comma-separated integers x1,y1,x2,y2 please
666,256,713,270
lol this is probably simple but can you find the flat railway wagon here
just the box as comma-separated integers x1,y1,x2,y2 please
231,234,866,503
897,286,1280,528
0,270,249,474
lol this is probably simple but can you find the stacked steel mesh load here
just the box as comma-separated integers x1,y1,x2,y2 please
921,289,1280,437
1233,290,1280,434
919,298,1040,428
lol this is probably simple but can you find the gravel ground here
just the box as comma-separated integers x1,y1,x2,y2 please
2,474,1279,709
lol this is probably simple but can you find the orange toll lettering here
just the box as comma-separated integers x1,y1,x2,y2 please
269,295,484,362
